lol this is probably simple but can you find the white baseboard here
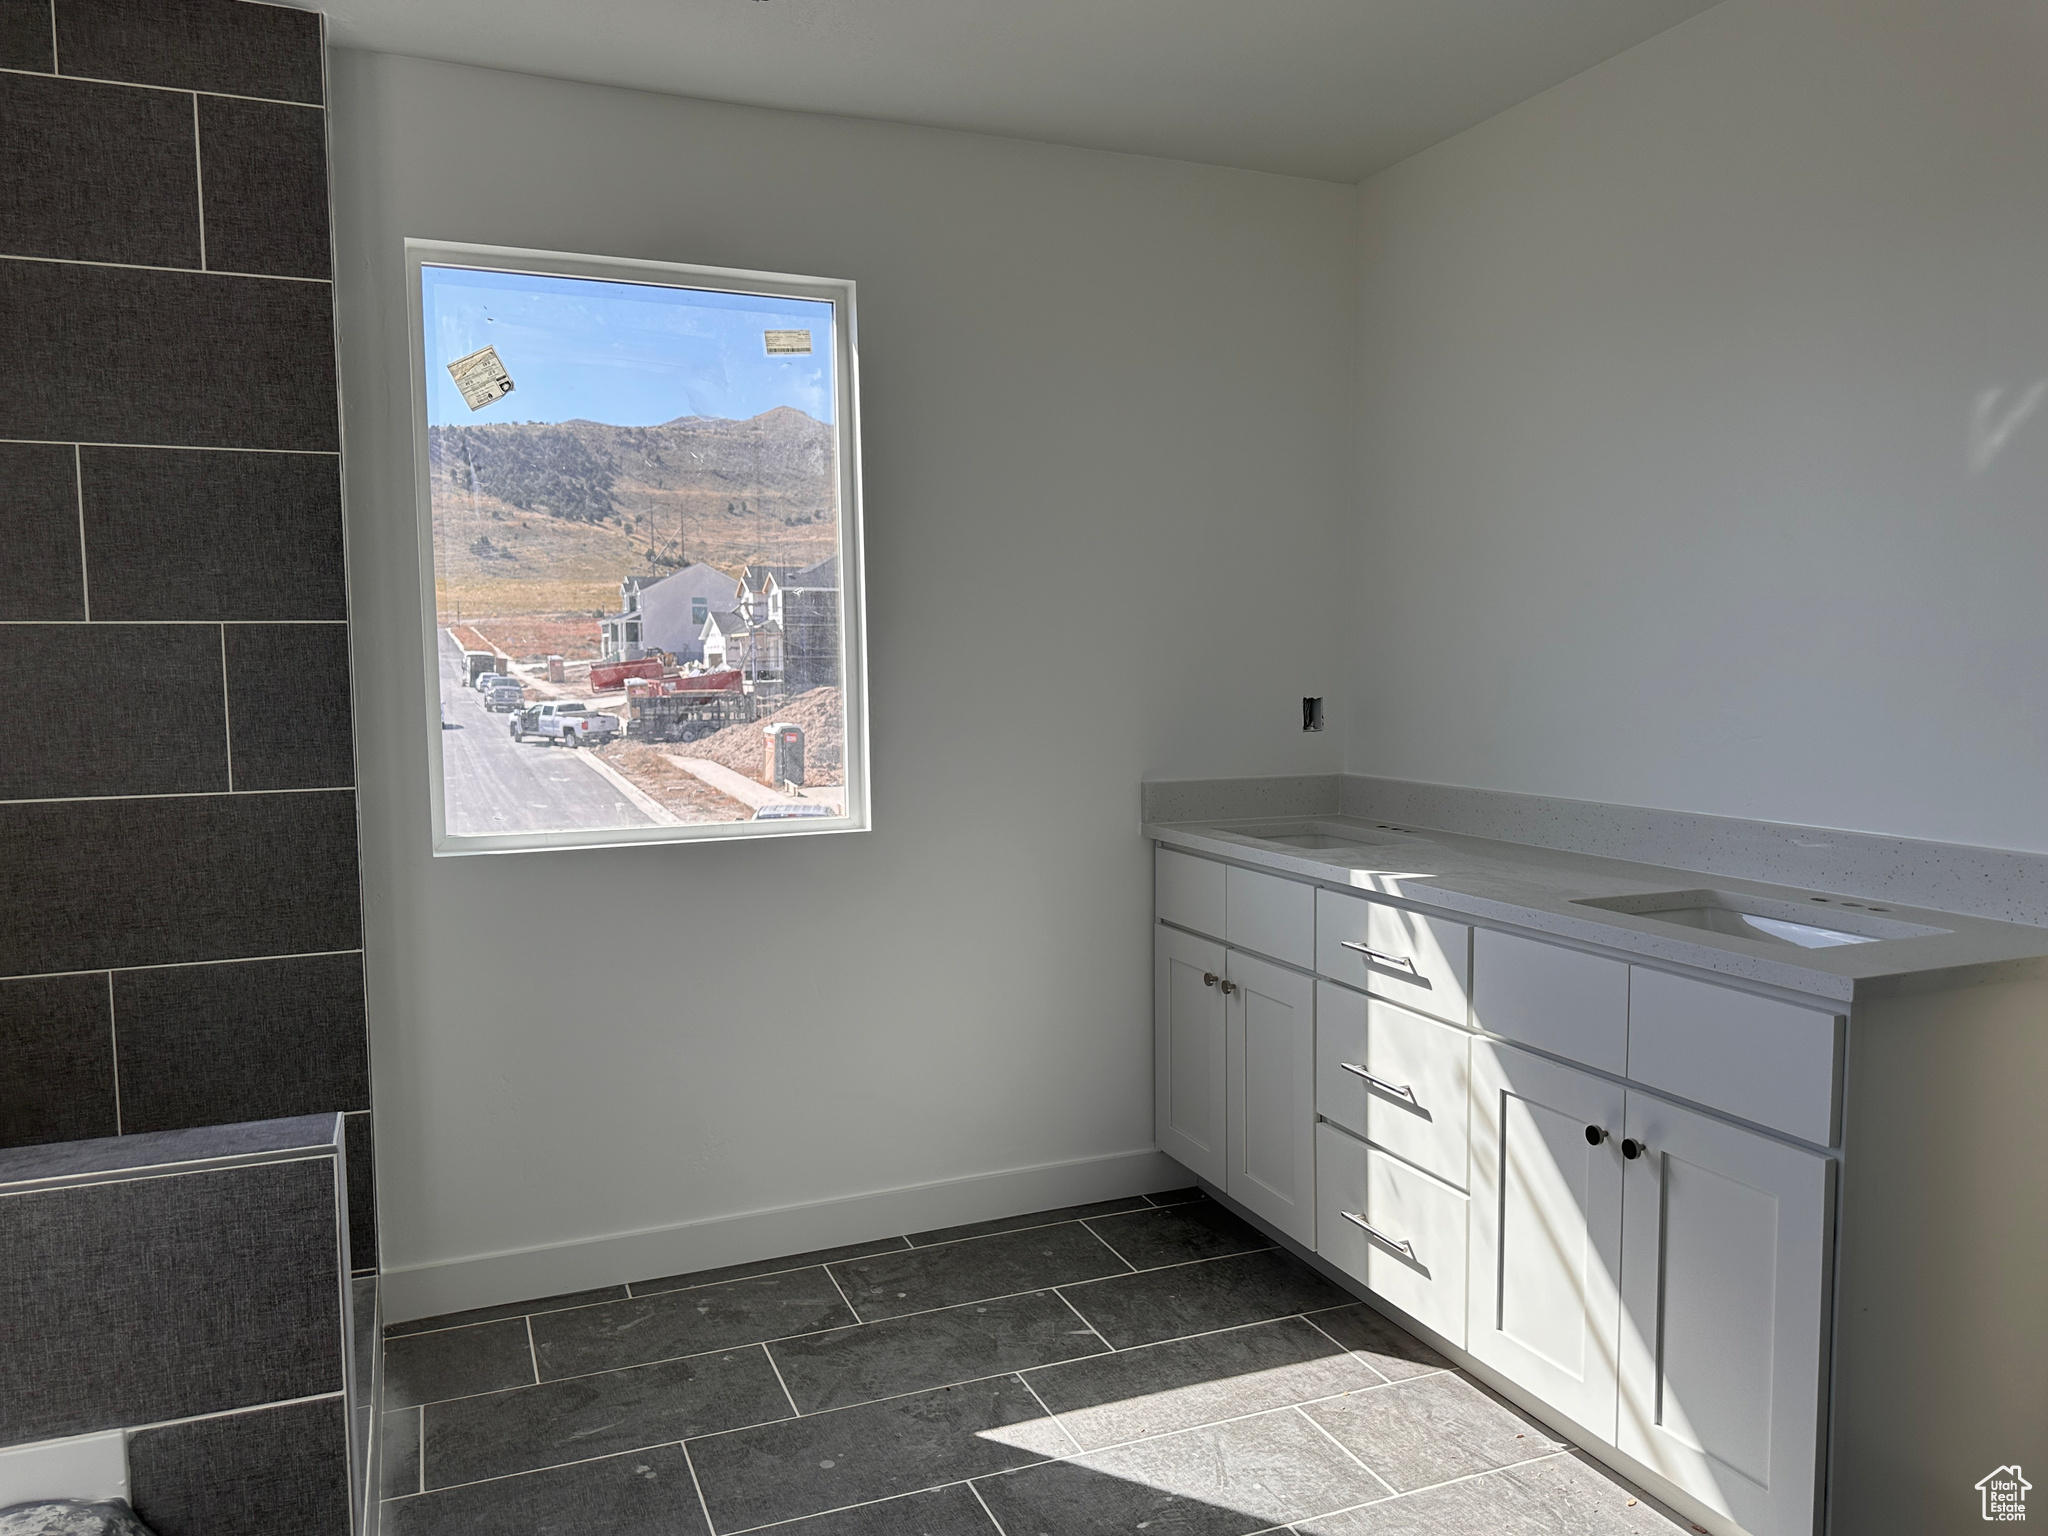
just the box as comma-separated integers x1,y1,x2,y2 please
379,1146,1185,1326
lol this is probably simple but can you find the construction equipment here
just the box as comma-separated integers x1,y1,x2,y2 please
623,669,757,743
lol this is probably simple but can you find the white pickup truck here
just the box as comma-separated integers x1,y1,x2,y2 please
510,701,621,748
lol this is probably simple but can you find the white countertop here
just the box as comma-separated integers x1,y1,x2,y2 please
1146,814,2048,1004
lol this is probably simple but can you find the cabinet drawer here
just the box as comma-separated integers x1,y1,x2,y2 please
1226,865,1315,969
1627,968,1842,1145
1315,982,1469,1190
1157,847,1225,939
1316,891,1470,1025
1316,1123,1467,1347
1472,929,1628,1074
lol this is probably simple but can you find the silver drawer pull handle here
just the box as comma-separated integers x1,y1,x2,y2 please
1339,941,1419,974
1341,1210,1414,1259
1339,1063,1417,1103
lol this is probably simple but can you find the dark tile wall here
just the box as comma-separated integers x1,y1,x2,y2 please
0,1,375,1272
0,0,52,72
130,1396,354,1536
0,1156,344,1442
0,442,87,620
0,973,115,1146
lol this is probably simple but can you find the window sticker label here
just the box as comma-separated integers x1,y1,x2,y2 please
447,344,515,410
764,329,813,356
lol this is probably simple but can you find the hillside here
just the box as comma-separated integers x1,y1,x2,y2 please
430,407,839,620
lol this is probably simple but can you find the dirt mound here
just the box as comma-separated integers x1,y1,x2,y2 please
692,687,844,785
592,740,752,822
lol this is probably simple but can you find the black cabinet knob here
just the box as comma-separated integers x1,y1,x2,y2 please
1584,1124,1607,1146
1621,1138,1647,1160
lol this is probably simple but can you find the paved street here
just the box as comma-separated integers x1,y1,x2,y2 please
438,630,656,837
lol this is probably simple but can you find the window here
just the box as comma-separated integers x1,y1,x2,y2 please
408,241,869,853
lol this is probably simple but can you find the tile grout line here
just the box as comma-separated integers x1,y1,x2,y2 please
0,783,353,806
523,1315,540,1385
72,444,88,620
219,624,233,790
1290,1401,1401,1500
380,1339,1577,1518
1297,1311,1401,1386
966,1479,1011,1536
399,1247,1308,1388
126,1388,344,1438
542,1210,1240,1314
1074,1216,1140,1273
1307,1449,1579,1524
681,1441,721,1536
740,1342,1118,1430
0,248,329,283
191,93,205,270
759,1341,803,1419
411,1404,423,1495
0,437,338,454
45,1,54,73
0,947,364,986
105,971,120,1134
818,1261,865,1324
905,1205,1146,1248
717,1480,985,1536
389,1442,694,1506
0,619,351,626
1048,1287,1114,1353
0,63,325,110
1014,1373,1082,1454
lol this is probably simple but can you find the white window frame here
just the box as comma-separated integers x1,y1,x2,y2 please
405,239,871,855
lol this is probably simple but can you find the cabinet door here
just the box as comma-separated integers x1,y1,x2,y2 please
1469,1040,1625,1440
1225,950,1316,1245
1618,1092,1831,1536
1155,925,1227,1185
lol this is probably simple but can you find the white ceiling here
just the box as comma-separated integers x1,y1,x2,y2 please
317,0,1720,183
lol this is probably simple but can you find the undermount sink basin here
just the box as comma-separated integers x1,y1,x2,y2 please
1574,889,1950,949
1216,819,1425,852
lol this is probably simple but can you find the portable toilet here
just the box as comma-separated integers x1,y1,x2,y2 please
763,722,805,786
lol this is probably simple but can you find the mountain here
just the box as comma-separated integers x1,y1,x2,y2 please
428,407,841,618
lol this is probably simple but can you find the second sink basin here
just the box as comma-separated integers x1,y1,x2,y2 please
1574,889,1950,949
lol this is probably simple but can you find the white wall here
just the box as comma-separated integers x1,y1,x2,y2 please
328,52,1355,1310
1348,0,2048,854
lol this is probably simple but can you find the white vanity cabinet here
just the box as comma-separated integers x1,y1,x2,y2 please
1223,950,1316,1244
1467,1039,1627,1437
1154,923,1227,1185
1617,1092,1831,1536
1317,1121,1468,1344
1154,832,2048,1536
1153,839,1867,1536
1154,848,1317,1243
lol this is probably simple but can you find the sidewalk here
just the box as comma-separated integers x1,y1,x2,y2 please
663,755,846,814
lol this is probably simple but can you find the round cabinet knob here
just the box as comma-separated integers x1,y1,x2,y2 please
1220,980,1238,995
1584,1125,1608,1146
1202,973,1219,987
1621,1138,1647,1160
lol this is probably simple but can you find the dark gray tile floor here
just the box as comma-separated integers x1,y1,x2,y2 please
380,1190,1689,1535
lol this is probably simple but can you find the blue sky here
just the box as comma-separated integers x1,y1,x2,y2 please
422,265,836,427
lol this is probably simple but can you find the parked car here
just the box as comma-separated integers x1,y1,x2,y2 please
752,802,838,820
480,677,525,712
511,701,621,747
